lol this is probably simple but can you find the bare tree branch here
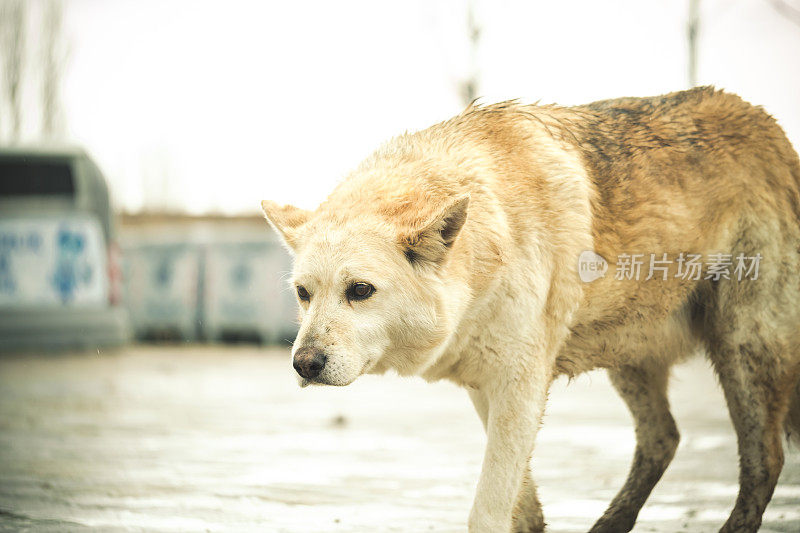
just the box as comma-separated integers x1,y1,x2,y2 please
0,0,26,142
769,0,800,28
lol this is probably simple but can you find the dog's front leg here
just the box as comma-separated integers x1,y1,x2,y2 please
468,371,550,533
469,388,545,533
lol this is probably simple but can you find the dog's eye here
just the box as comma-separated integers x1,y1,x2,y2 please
296,285,310,301
348,282,375,301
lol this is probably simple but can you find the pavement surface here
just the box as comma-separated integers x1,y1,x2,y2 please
0,346,798,533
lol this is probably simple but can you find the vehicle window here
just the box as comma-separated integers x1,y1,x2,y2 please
0,159,75,197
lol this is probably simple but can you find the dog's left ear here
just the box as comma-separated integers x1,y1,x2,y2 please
261,200,312,251
400,194,470,265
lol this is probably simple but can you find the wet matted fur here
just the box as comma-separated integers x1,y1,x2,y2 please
262,87,800,533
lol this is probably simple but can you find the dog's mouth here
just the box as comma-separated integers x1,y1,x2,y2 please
296,358,374,388
297,376,346,388
297,374,324,388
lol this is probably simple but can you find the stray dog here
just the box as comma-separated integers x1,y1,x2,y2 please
262,87,800,532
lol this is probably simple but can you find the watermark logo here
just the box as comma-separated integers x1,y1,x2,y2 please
578,250,608,283
578,251,762,283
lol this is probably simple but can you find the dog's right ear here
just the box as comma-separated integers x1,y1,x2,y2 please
261,200,311,251
399,194,470,266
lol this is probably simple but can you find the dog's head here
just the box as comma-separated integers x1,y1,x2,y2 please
261,193,470,387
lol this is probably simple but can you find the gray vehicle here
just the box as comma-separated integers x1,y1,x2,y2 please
0,147,131,351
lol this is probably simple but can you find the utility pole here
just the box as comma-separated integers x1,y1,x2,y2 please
687,0,700,88
41,0,66,141
460,0,480,107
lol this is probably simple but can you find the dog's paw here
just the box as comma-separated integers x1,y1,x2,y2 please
512,513,545,533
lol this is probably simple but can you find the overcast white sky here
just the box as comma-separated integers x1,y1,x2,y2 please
59,0,800,214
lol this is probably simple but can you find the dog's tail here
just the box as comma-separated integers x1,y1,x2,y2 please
786,379,800,448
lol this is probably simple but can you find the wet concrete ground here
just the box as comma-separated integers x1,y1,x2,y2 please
0,346,798,533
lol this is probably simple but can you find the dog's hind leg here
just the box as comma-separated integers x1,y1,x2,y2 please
468,388,545,533
701,221,800,532
707,340,797,533
589,359,680,533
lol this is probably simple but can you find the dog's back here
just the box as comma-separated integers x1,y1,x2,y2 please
552,88,800,369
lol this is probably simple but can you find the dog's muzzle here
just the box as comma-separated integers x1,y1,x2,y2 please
293,348,327,380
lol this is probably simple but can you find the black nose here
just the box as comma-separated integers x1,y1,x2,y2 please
293,348,327,380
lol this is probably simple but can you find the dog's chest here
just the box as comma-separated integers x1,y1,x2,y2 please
555,302,700,376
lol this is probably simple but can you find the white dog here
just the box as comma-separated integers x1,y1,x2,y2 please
262,88,800,532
